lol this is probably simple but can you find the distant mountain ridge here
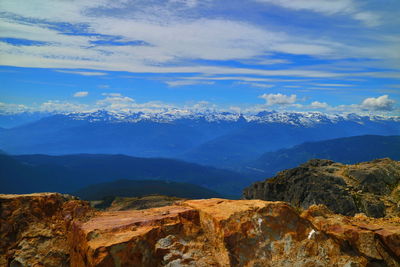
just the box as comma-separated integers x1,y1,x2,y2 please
0,153,250,197
57,109,400,125
0,110,399,168
74,179,221,201
0,112,52,128
245,135,400,177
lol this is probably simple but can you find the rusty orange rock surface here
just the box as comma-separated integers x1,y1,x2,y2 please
1,193,400,266
0,193,92,267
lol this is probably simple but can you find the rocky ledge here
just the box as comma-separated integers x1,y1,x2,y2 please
1,193,400,266
243,158,400,218
0,193,93,267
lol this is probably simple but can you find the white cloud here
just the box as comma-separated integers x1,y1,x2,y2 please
0,102,29,114
0,18,92,46
101,93,122,97
168,0,201,8
0,40,343,78
0,0,398,100
360,95,396,111
243,58,291,65
256,0,354,14
39,100,88,112
271,43,333,55
256,0,381,26
310,101,329,109
166,80,215,87
96,95,136,111
94,94,172,113
353,12,380,27
0,0,373,78
236,82,274,88
56,70,108,76
185,101,217,111
182,76,306,83
311,83,353,87
259,93,297,106
73,91,89,97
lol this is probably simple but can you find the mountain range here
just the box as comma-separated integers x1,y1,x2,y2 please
0,112,51,128
0,110,399,168
0,153,250,197
244,135,400,177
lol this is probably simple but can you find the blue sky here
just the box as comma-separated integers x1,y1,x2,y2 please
0,0,399,115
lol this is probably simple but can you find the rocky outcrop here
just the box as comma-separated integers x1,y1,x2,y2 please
0,193,92,267
2,193,400,266
302,205,400,267
243,158,400,218
70,198,400,267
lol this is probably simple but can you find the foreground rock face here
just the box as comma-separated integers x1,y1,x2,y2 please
70,198,400,267
243,158,400,218
0,193,92,267
1,193,400,266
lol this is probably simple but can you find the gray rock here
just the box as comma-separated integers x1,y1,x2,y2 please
243,158,400,218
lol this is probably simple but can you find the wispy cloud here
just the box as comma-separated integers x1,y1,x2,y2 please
255,0,381,26
56,70,108,76
1,0,397,79
102,93,122,97
73,91,89,98
312,83,354,87
166,80,215,87
39,100,89,113
236,81,274,88
0,102,28,114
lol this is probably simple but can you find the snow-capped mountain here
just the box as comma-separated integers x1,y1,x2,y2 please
64,109,400,126
0,109,399,169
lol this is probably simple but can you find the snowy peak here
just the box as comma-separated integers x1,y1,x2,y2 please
64,109,399,126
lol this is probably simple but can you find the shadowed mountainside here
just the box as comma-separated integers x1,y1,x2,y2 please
0,153,250,197
244,135,400,177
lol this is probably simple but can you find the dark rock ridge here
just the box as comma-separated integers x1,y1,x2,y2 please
2,193,400,266
243,158,400,218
